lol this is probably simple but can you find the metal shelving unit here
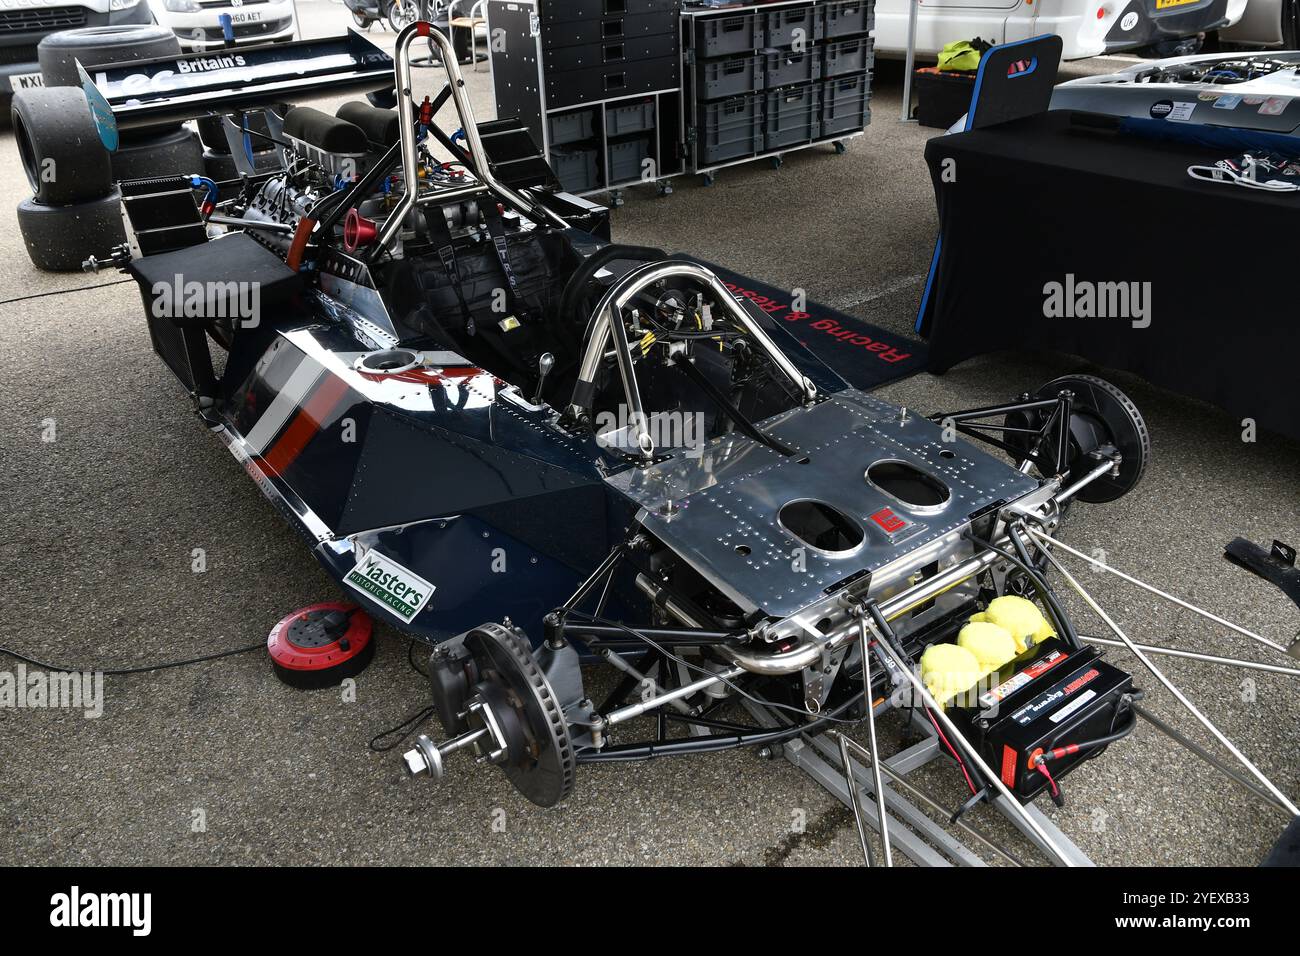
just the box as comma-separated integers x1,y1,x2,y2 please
683,0,874,185
485,0,874,198
486,0,685,204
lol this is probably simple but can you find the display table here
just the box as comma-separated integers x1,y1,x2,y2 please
919,109,1299,442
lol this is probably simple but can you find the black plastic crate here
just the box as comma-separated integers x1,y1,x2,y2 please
913,68,974,129
695,13,761,56
551,145,600,192
765,5,816,47
696,53,762,100
765,48,820,88
823,35,874,78
820,71,872,137
820,0,874,39
607,98,657,136
764,83,819,149
609,135,653,183
549,108,596,146
697,92,763,165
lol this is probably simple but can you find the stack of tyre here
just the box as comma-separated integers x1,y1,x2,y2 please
14,25,204,271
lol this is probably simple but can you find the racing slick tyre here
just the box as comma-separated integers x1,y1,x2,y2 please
37,25,181,89
17,189,126,272
111,126,205,183
11,87,113,206
202,147,283,182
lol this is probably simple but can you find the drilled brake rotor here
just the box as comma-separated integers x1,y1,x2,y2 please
463,623,575,807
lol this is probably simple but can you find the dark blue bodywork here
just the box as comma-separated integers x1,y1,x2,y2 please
211,231,850,648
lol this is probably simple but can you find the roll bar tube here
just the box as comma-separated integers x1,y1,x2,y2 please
374,21,565,252
567,260,818,453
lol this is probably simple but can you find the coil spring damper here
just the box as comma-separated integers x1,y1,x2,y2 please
404,623,576,808
267,601,375,689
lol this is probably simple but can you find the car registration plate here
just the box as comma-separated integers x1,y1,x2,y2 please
1154,0,1200,8
231,11,263,22
9,72,44,92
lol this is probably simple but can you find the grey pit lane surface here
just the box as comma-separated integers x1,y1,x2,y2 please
0,3,1297,866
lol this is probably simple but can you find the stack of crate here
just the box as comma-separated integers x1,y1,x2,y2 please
818,0,875,141
692,0,874,169
488,0,683,196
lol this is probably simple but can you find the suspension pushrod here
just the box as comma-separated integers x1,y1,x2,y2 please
1025,527,1288,655
837,731,1023,867
928,398,1060,422
853,614,892,865
1133,704,1290,813
1026,528,1299,817
838,733,878,866
1080,634,1300,678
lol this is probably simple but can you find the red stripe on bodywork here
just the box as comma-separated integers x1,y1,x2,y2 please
261,374,351,476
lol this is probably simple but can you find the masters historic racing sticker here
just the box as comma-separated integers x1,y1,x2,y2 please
345,549,436,623
1150,99,1197,122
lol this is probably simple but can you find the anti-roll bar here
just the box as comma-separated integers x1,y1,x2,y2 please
374,20,565,251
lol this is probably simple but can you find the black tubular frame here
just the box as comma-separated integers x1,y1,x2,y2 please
927,391,1075,476
314,84,461,242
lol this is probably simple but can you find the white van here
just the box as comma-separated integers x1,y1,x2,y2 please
872,0,1247,60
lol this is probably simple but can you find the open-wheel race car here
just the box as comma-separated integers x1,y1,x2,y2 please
97,23,1299,865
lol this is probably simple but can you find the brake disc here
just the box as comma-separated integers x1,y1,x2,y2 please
1005,374,1150,503
463,623,576,808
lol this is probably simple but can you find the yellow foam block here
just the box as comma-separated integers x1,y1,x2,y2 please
976,595,1055,653
958,621,1018,671
919,643,983,706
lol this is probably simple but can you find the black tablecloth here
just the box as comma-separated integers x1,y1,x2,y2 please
921,109,1299,442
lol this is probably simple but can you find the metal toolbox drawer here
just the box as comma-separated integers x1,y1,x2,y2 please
540,0,677,24
544,32,677,72
546,55,679,108
542,11,678,49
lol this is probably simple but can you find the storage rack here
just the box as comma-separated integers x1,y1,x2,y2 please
486,0,685,204
683,0,874,185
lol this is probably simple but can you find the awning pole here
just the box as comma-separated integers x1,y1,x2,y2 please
901,0,920,122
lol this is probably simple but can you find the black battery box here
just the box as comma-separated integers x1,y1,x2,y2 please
947,638,1134,801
